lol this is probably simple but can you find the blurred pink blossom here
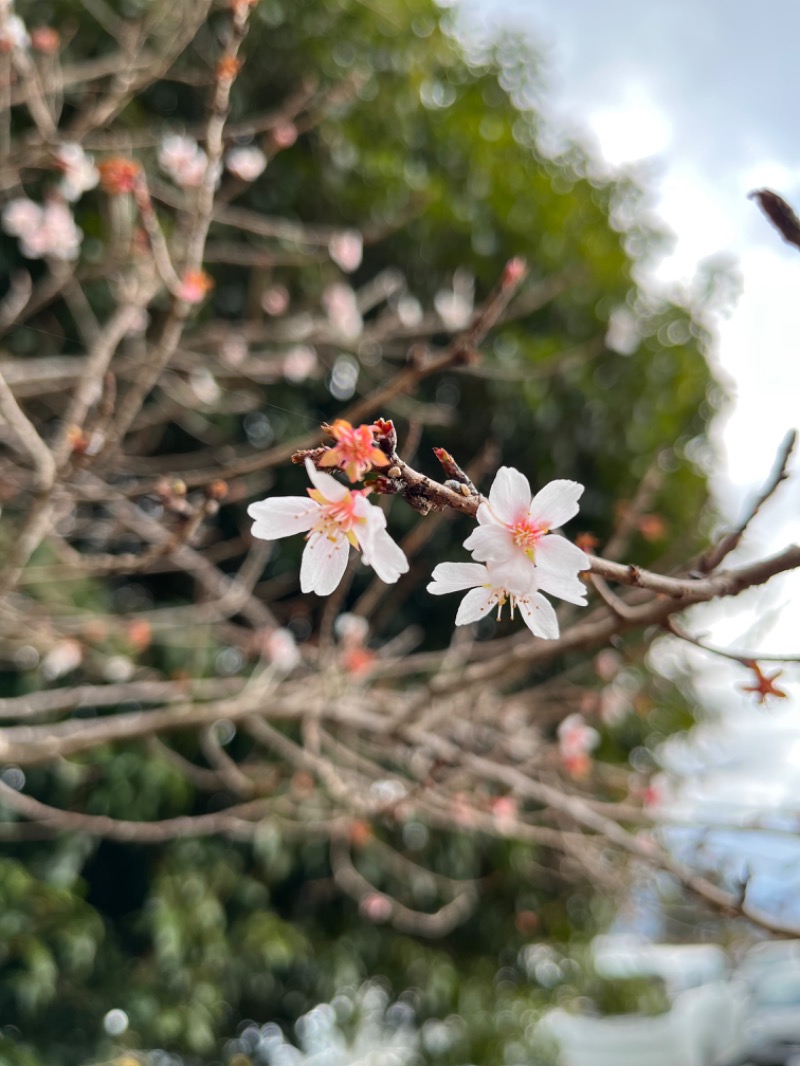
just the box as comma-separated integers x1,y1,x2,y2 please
261,284,290,316
158,134,214,189
220,333,248,366
176,270,213,304
0,13,29,51
271,121,298,149
328,229,363,273
557,713,600,759
225,145,267,181
263,627,301,673
282,345,317,383
434,269,474,331
42,639,83,680
360,892,392,923
323,282,362,339
55,143,99,202
2,197,82,260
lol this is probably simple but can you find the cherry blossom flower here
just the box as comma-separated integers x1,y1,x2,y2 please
2,197,82,260
247,458,408,596
41,638,83,680
54,143,99,201
319,419,389,483
271,121,298,149
328,229,363,273
396,294,423,328
283,344,317,382
334,612,370,647
434,268,474,330
463,466,589,602
426,560,559,639
2,197,40,238
31,25,59,53
262,627,301,673
0,13,29,51
98,157,141,194
335,612,374,676
557,712,600,776
323,281,362,339
225,145,267,182
261,284,289,316
158,134,212,189
176,269,213,304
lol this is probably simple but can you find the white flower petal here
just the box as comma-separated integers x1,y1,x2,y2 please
534,566,588,606
427,561,489,595
462,525,514,563
475,500,503,527
488,466,531,524
305,456,348,502
535,534,590,576
485,558,537,595
528,480,584,530
361,527,409,584
300,531,349,595
454,586,497,626
517,592,559,640
355,495,386,529
248,496,318,539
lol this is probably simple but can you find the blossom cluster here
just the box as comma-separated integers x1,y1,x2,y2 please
2,197,82,260
248,420,590,641
428,466,589,639
158,134,268,188
54,143,98,201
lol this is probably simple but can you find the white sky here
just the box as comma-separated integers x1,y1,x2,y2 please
462,0,800,924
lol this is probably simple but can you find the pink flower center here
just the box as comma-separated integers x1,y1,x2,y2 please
510,516,548,560
309,488,364,539
335,424,375,464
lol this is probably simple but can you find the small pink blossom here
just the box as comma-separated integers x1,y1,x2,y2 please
220,333,248,366
594,648,623,682
557,713,600,771
328,229,363,273
2,197,82,260
282,345,317,383
0,13,29,51
434,269,474,331
247,458,408,596
263,627,301,673
54,143,99,202
463,466,589,600
396,294,423,328
427,560,560,639
599,683,629,726
2,197,41,237
31,25,59,53
225,145,267,182
334,612,369,648
490,795,519,830
323,282,362,340
271,121,298,149
319,419,389,483
360,892,392,923
176,270,213,304
261,284,289,316
41,638,83,680
158,134,214,189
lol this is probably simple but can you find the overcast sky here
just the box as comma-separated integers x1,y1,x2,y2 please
461,0,800,926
